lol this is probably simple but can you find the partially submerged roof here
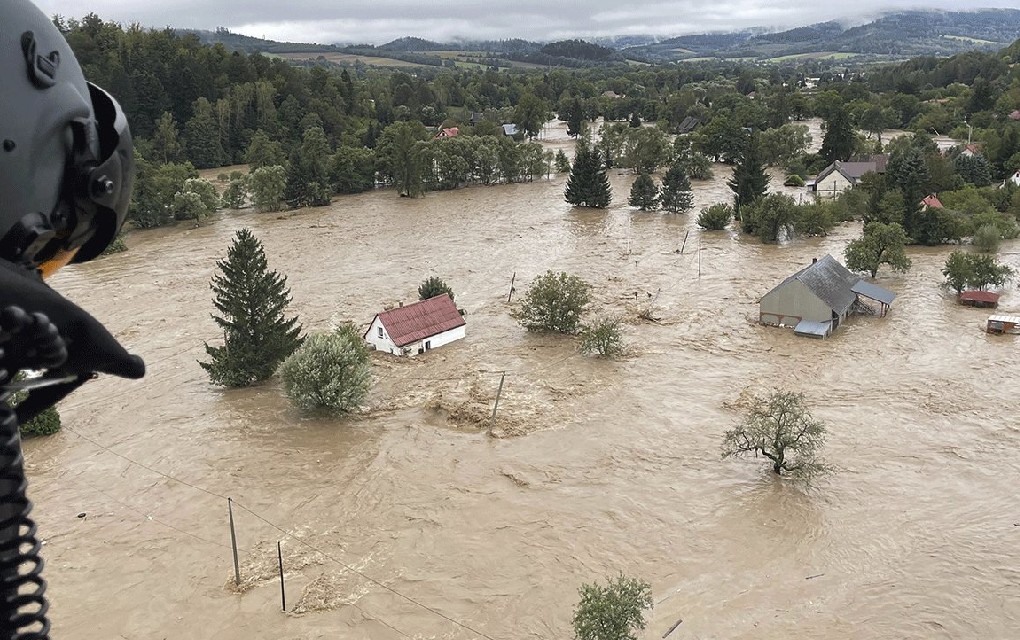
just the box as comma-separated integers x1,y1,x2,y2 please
814,157,887,185
769,255,859,315
372,295,464,347
677,115,700,134
960,291,1000,304
989,314,1020,324
852,280,896,305
502,123,519,136
794,319,831,338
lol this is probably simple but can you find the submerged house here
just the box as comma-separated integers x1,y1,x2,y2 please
812,155,888,198
364,294,465,356
759,255,896,338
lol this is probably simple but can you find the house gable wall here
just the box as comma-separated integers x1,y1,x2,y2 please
760,279,834,326
815,171,852,198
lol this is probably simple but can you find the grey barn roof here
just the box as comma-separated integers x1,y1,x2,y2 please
851,280,896,305
771,254,859,315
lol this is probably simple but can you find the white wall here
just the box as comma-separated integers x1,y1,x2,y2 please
364,319,466,356
815,171,851,199
401,325,466,356
364,316,400,354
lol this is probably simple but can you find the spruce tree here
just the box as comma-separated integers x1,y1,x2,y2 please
628,173,659,211
727,132,769,220
820,105,855,165
200,229,303,387
660,163,694,213
565,148,612,208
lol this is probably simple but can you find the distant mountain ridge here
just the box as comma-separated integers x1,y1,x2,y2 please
631,9,1020,60
183,9,1020,65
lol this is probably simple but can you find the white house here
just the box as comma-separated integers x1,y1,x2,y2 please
364,294,465,356
1004,170,1020,189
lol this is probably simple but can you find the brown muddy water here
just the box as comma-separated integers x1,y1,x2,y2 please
31,121,1020,639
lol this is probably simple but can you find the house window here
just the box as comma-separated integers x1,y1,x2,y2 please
378,327,384,338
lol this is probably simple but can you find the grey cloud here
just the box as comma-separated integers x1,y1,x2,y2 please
34,0,1014,44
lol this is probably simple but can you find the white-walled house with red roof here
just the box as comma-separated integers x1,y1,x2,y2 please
363,294,465,356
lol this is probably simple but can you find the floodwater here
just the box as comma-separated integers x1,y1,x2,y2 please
31,120,1020,640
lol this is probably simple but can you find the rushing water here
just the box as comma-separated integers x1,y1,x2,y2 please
30,121,1020,639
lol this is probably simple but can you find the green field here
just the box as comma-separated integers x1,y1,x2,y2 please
767,51,858,62
942,35,997,45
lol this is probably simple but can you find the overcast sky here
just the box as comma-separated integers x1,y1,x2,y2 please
34,1,1019,44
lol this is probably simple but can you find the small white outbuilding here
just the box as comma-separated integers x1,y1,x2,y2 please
363,294,465,356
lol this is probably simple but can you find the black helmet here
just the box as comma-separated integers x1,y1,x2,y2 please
0,0,133,274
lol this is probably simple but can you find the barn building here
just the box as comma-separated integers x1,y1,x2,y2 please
364,294,465,356
759,255,896,338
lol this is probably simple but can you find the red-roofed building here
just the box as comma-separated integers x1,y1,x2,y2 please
920,194,943,210
960,143,983,158
364,294,465,356
435,127,459,139
959,290,1000,308
1009,110,1020,121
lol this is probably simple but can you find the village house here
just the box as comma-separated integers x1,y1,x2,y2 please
759,255,896,338
959,143,983,158
920,194,943,210
811,155,888,198
435,127,459,139
501,123,519,137
364,294,465,356
1002,170,1020,189
676,115,701,134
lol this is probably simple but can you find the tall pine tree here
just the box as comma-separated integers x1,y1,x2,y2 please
565,148,612,208
628,173,659,211
201,229,303,387
820,105,855,165
660,163,694,214
727,132,769,220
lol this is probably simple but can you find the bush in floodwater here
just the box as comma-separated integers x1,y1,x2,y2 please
573,574,653,640
278,324,371,417
579,316,624,357
972,223,1000,253
697,203,732,230
418,276,455,302
513,271,591,334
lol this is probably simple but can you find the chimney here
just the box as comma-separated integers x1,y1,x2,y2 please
398,301,403,307
812,257,817,264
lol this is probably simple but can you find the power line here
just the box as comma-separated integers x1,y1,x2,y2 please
58,424,501,640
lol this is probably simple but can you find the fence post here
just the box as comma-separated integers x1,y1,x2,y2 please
277,541,286,612
228,498,240,587
489,372,506,435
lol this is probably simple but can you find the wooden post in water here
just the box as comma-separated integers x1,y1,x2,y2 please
228,498,240,587
698,238,702,279
680,230,689,254
489,372,506,434
277,541,286,612
507,272,516,303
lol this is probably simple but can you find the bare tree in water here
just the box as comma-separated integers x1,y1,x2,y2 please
722,389,826,477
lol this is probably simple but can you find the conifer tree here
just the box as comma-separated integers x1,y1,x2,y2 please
628,173,659,211
565,148,612,208
820,105,855,165
660,163,694,213
727,132,769,220
201,229,303,387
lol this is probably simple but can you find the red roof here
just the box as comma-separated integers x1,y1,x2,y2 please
373,295,464,347
921,194,943,209
1009,110,1020,121
959,291,1000,303
435,127,459,138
